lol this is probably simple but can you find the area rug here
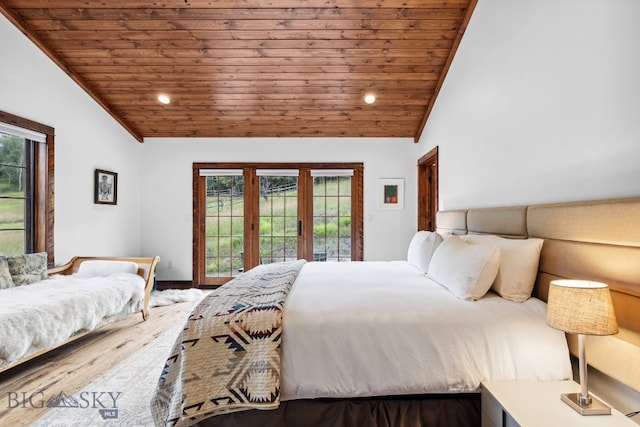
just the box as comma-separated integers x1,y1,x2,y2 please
31,324,182,427
29,290,206,426
31,288,208,427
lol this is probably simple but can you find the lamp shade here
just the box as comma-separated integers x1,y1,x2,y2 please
546,280,618,336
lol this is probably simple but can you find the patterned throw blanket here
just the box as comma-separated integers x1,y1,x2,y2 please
151,260,306,427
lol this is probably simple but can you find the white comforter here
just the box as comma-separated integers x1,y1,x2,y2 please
281,261,572,400
0,273,144,369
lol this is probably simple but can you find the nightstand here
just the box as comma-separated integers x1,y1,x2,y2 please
482,380,636,427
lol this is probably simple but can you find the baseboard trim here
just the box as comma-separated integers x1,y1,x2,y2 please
155,280,195,290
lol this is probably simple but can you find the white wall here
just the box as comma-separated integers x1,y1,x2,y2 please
417,0,640,210
0,15,143,264
140,138,419,280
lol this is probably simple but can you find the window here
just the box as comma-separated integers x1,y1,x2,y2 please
194,163,363,286
0,111,54,262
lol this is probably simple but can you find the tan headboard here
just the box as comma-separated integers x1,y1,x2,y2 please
436,197,640,393
435,209,467,235
467,205,528,238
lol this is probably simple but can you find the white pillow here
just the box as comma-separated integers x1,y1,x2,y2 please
407,231,443,273
77,260,139,277
427,236,500,301
461,234,543,302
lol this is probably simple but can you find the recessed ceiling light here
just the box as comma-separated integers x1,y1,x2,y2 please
158,94,171,105
364,94,376,104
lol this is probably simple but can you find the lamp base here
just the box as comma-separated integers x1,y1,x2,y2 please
561,393,611,415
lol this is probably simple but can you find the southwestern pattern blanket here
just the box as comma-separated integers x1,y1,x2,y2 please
151,260,306,427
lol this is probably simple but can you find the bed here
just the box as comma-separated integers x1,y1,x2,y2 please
0,255,160,373
151,197,640,427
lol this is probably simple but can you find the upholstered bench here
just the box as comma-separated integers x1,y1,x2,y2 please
0,254,159,373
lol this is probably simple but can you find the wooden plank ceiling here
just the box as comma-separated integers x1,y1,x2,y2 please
0,0,476,142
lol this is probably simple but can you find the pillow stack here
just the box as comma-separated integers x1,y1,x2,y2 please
407,231,443,274
406,231,544,302
0,252,48,288
0,257,13,289
76,260,139,277
460,234,543,302
426,236,501,301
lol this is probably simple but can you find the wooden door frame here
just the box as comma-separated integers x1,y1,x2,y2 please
417,146,439,231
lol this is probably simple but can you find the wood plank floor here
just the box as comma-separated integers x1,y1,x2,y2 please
0,300,197,426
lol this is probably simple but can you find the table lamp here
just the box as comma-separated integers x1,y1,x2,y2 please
546,279,619,415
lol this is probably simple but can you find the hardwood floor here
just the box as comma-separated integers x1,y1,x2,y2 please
0,300,197,426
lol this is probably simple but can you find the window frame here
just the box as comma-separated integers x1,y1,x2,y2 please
0,111,54,265
193,162,363,286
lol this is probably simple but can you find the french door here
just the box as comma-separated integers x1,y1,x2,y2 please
257,170,299,264
194,163,363,286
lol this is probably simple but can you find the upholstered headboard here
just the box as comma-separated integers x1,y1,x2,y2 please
436,197,640,394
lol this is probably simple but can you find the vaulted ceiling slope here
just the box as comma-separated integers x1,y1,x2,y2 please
0,0,476,142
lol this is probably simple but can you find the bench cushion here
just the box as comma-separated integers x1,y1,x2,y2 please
7,252,48,286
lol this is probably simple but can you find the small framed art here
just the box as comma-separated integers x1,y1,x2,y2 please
94,169,118,205
378,178,404,210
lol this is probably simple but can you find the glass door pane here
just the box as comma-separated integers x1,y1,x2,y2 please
259,174,298,264
204,174,244,277
312,175,352,261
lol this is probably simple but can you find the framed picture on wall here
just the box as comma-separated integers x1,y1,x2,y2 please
94,169,118,205
378,178,404,210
